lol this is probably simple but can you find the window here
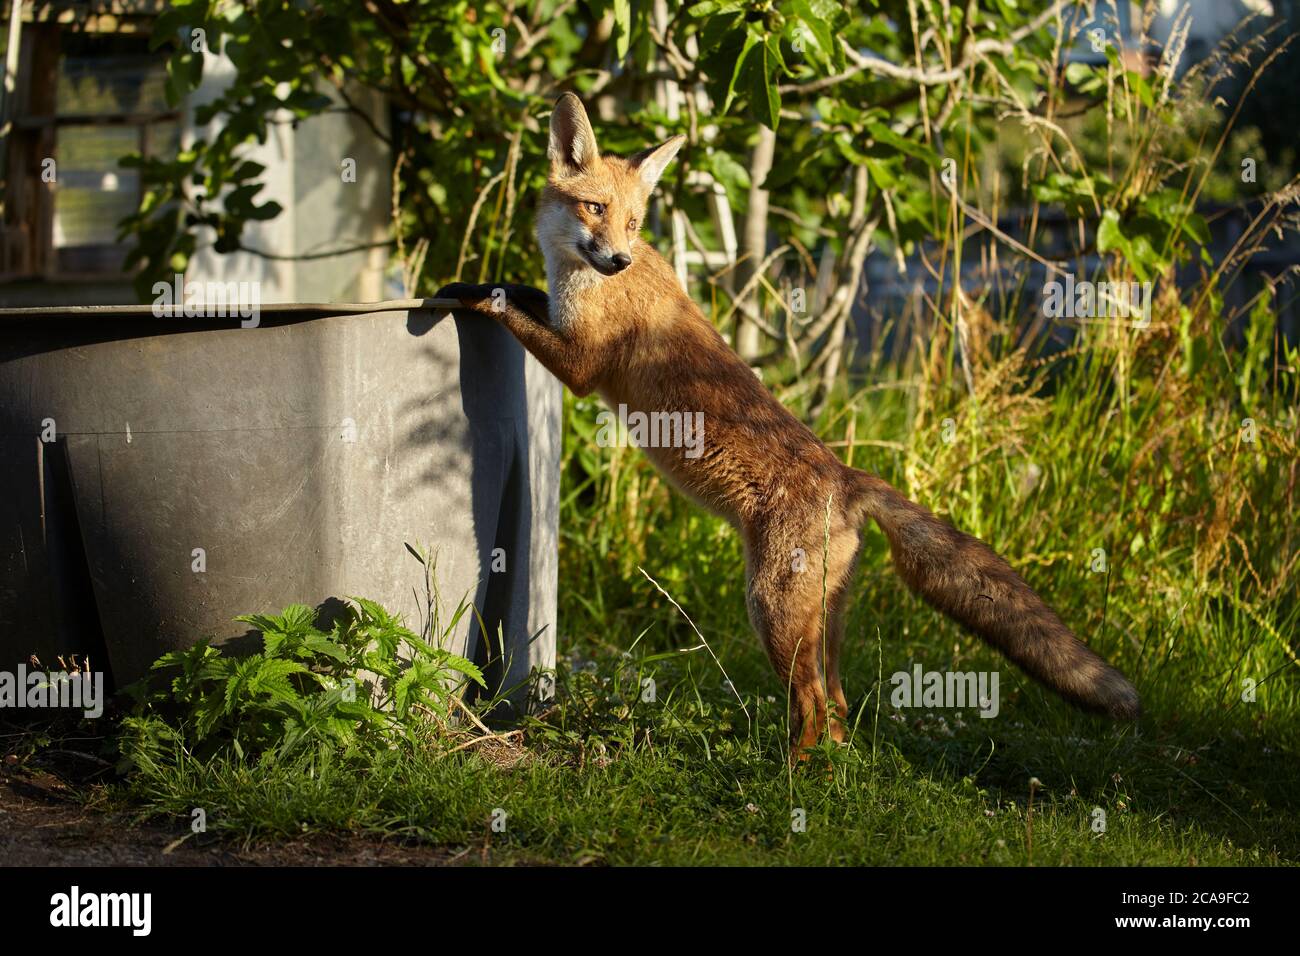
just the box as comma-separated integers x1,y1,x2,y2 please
2,23,178,280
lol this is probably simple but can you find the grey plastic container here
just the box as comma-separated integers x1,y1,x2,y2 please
0,300,559,712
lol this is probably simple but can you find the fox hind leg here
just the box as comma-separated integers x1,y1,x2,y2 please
746,524,860,757
758,609,829,757
823,540,863,743
823,596,850,743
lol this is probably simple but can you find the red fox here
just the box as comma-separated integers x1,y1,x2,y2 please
438,93,1140,754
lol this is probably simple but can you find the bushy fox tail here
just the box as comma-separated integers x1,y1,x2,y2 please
847,469,1140,720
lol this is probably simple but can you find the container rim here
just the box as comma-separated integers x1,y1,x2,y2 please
0,298,462,319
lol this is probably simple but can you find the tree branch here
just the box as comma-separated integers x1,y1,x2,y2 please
779,0,1071,94
234,239,395,262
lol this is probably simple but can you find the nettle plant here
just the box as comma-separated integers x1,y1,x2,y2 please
119,596,485,768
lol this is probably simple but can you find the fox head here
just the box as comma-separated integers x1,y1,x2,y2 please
536,93,685,278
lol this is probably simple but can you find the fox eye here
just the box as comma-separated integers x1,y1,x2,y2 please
627,217,638,231
585,201,605,216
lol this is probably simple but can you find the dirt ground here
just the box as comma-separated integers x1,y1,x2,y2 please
0,769,468,867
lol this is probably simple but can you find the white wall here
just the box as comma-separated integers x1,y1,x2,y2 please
185,41,390,304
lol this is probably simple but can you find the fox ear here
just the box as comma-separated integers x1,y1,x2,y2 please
630,135,686,190
548,93,600,176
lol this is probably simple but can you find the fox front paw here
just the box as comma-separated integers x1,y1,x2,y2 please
434,282,550,324
434,282,499,315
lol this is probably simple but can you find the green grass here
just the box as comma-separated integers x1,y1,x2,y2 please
108,643,1295,866
98,313,1299,865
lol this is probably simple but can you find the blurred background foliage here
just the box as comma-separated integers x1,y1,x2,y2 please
124,2,1299,385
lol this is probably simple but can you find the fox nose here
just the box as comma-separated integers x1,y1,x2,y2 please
610,253,632,272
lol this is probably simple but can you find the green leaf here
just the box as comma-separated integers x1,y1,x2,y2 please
1096,209,1125,254
834,132,873,166
613,0,632,60
1129,71,1155,110
149,4,205,52
713,27,760,114
1181,212,1211,247
864,157,898,190
1064,62,1094,86
247,658,312,706
743,35,781,131
791,0,837,69
436,652,488,689
866,121,941,169
701,148,751,205
1097,209,1160,282
393,668,419,717
301,635,350,664
689,0,743,15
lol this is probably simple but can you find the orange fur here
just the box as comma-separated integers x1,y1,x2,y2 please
438,95,1139,757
